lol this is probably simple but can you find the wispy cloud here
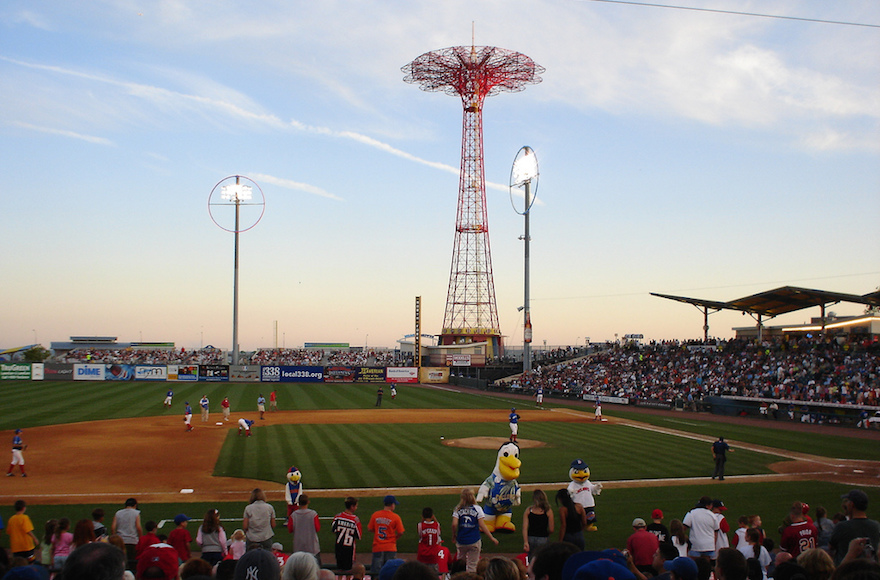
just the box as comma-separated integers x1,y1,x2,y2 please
11,121,115,145
250,173,342,201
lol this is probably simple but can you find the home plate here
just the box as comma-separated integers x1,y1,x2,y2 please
215,422,223,426
180,489,194,494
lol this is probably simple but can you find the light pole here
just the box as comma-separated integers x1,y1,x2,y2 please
510,146,539,373
209,175,265,365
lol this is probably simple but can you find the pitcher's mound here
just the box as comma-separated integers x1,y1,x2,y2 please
441,436,546,449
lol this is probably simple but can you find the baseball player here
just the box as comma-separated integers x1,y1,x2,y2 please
221,397,231,421
238,418,255,437
200,395,210,421
164,389,174,408
390,385,397,399
7,429,27,477
535,387,544,408
257,394,266,419
509,408,520,442
184,402,193,432
594,400,602,421
269,390,278,411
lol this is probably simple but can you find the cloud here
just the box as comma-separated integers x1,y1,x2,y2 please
11,121,115,145
249,172,342,201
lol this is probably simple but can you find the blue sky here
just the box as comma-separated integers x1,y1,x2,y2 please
1,1,878,351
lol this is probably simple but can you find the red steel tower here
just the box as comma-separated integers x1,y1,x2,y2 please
403,45,544,358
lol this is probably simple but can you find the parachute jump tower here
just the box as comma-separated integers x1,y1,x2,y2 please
402,45,544,358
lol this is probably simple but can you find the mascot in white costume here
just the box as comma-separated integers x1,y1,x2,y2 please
476,442,522,532
568,458,602,531
284,466,303,531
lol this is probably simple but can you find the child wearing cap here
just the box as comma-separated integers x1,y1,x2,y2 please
168,514,192,562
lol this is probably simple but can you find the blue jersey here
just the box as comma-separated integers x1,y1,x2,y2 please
185,404,193,415
166,390,173,397
453,505,484,545
12,435,23,449
509,412,520,424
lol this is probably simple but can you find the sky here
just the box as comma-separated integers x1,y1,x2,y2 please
1,0,879,352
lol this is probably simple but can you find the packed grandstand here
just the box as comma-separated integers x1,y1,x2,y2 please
51,335,879,408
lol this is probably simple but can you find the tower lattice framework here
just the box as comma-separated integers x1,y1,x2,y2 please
403,46,544,357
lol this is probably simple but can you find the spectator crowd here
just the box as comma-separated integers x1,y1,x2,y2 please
508,336,879,408
3,486,879,580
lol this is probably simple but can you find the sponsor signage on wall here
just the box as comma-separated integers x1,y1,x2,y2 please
0,363,31,380
419,367,449,383
136,366,168,381
386,367,418,383
355,367,386,383
324,367,356,383
199,365,229,381
168,365,199,381
106,364,135,380
74,364,106,381
229,366,259,382
44,364,74,381
446,354,472,367
261,366,324,382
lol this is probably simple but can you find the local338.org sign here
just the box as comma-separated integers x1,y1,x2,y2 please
261,366,324,382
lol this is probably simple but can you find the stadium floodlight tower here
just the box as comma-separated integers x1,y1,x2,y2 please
402,44,544,358
208,175,265,365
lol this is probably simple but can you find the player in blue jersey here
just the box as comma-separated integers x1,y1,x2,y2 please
7,429,27,477
164,389,173,408
508,408,520,442
184,402,194,432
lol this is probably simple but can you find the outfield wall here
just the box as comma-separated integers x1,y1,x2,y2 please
0,362,450,384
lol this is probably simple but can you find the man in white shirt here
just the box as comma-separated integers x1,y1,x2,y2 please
682,496,720,559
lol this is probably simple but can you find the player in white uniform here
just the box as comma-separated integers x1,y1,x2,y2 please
7,429,27,477
164,389,173,408
535,387,544,408
238,418,255,436
509,409,521,443
594,400,602,421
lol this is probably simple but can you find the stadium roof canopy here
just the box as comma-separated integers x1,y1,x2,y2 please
651,286,880,341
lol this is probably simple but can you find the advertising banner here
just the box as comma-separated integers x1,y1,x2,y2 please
229,366,259,382
324,366,356,383
355,367,386,383
136,366,168,381
44,364,74,381
386,367,418,383
106,364,135,381
199,365,229,381
0,363,31,380
447,354,472,367
74,364,106,381
420,367,450,384
32,363,44,381
261,366,324,383
169,365,199,381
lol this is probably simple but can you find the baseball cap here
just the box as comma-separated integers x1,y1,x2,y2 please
711,500,727,511
378,559,406,580
562,550,628,580
234,548,280,580
2,567,41,580
574,560,636,580
271,542,284,551
652,509,663,519
842,490,869,510
173,514,191,525
664,557,699,580
632,518,647,528
383,494,399,506
14,429,22,434
136,544,179,580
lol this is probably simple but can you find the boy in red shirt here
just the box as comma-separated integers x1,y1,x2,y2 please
417,507,443,573
168,514,193,562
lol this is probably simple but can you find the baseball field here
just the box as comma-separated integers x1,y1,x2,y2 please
1,379,878,560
